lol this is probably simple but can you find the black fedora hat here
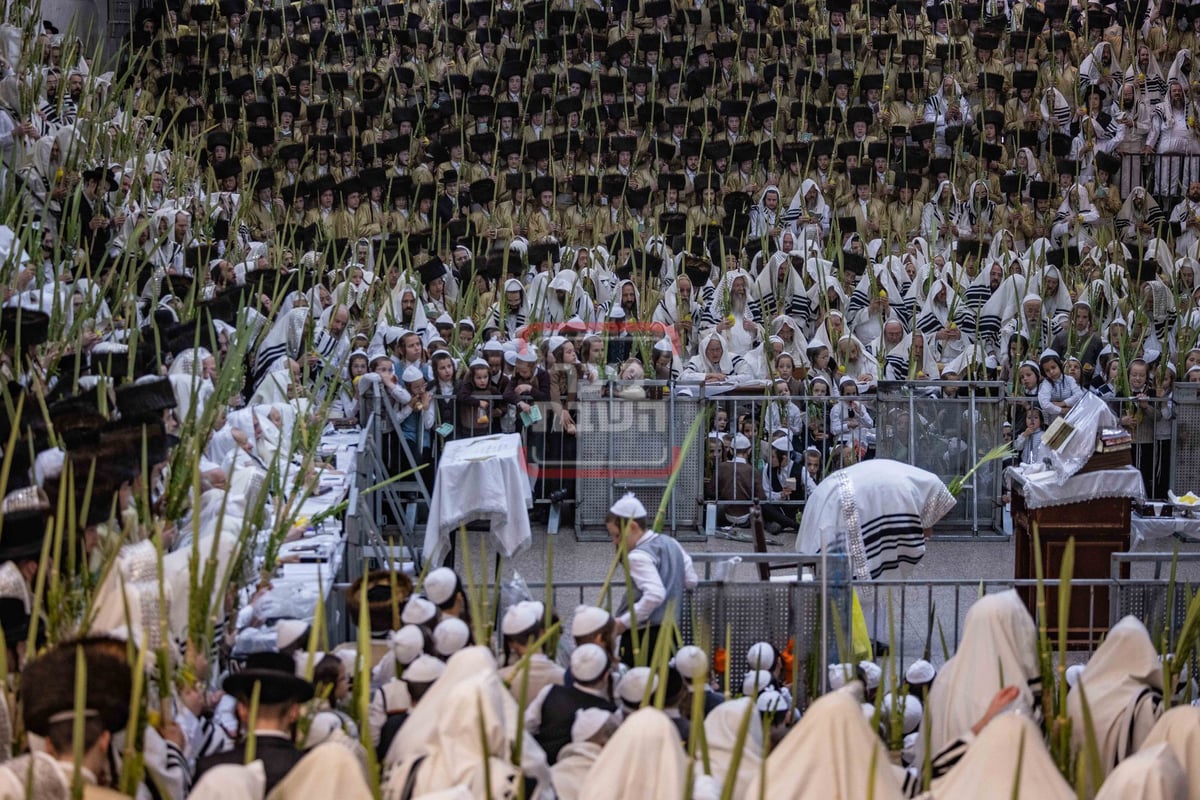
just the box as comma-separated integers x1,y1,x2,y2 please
224,651,315,704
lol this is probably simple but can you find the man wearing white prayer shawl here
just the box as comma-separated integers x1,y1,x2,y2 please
549,709,616,800
1065,616,1164,783
1094,743,1188,800
580,708,688,800
703,698,763,799
1140,706,1200,798
795,460,956,580
745,685,905,800
382,647,553,799
927,713,1073,799
917,590,1040,766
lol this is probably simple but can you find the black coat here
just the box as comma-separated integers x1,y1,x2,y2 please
194,735,305,793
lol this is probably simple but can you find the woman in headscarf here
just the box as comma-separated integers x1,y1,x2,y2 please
746,686,905,800
782,178,829,247
919,590,1040,763
1065,616,1164,783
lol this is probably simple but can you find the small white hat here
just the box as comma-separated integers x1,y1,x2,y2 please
501,602,541,636
276,619,308,650
571,605,611,639
571,708,614,743
617,666,657,706
673,645,708,680
433,617,471,657
732,433,751,451
756,689,788,715
547,335,568,353
747,642,776,670
609,492,647,519
401,365,425,383
828,663,854,690
905,659,936,686
390,625,426,666
468,357,489,369
882,693,923,735
483,340,506,353
424,567,459,606
742,669,774,697
609,304,626,320
504,350,518,366
858,661,882,690
1065,663,1084,688
401,596,438,627
515,348,539,363
403,654,446,684
770,437,790,453
570,643,610,683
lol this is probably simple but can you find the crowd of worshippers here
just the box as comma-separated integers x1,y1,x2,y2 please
153,518,1200,799
6,0,1200,506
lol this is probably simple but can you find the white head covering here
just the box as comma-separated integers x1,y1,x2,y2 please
1141,706,1200,798
1066,616,1164,780
269,742,373,799
580,708,686,800
704,698,763,799
746,686,904,799
931,713,1073,800
921,590,1039,760
186,761,266,800
1094,743,1188,800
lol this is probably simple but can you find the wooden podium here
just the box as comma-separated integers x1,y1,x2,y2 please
1011,470,1135,647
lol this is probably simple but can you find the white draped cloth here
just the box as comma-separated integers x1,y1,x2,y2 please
920,590,1039,764
745,686,905,799
795,460,956,580
580,709,687,800
1066,616,1163,779
929,713,1073,800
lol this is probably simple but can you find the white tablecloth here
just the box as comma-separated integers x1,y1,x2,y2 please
424,433,533,565
1007,465,1146,510
1132,514,1200,548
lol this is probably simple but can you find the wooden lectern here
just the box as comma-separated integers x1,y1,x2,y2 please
1011,471,1135,647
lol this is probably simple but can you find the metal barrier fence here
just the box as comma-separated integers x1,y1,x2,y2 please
345,377,1200,548
1119,152,1200,203
703,382,1009,536
523,551,1200,708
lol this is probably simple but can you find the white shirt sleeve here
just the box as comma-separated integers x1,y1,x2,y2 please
618,548,666,629
523,682,555,736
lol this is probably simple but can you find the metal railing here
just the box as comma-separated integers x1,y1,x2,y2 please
350,377,1200,549
522,552,1199,708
